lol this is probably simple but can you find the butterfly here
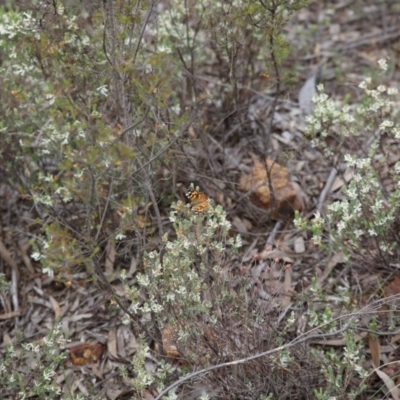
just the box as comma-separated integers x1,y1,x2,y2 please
185,188,209,214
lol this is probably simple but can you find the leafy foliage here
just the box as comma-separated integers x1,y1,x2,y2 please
298,62,400,268
4,0,395,399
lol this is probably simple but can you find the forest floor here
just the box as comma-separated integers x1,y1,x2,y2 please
1,1,400,399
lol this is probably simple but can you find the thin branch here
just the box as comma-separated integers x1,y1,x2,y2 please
101,0,113,67
132,1,155,65
155,316,357,400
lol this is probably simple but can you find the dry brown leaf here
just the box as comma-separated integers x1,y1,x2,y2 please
0,239,19,271
369,335,381,368
330,168,354,192
161,324,181,361
69,343,104,366
390,335,400,345
294,236,305,253
128,256,138,277
107,328,118,359
125,330,138,357
142,390,155,400
159,324,216,366
281,268,293,308
91,363,104,380
260,247,295,263
49,296,61,320
116,328,127,359
105,240,116,275
188,126,197,139
375,369,400,400
116,325,134,358
18,239,35,274
299,74,317,115
0,308,22,320
317,252,346,287
232,216,248,233
69,313,93,322
238,158,303,219
3,332,12,344
385,277,400,297
75,380,89,396
380,344,397,353
105,388,129,399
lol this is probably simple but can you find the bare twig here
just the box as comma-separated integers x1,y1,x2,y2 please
132,1,155,65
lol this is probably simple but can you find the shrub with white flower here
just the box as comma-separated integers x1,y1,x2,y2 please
132,200,241,322
302,60,400,266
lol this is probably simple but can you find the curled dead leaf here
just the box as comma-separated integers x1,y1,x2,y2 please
69,343,104,366
160,324,183,362
238,158,303,220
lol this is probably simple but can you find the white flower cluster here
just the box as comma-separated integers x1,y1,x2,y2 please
305,59,400,257
0,11,39,39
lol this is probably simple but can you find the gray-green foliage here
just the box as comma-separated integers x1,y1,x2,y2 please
294,59,400,399
313,329,368,400
0,0,309,275
0,0,318,398
0,325,69,399
135,201,239,320
121,200,243,396
297,60,400,266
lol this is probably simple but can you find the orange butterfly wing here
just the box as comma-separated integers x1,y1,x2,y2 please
186,189,209,214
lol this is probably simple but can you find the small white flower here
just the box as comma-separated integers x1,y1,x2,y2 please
358,80,367,90
378,59,388,71
379,120,394,130
137,273,150,287
43,368,56,381
31,252,42,261
96,85,108,97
